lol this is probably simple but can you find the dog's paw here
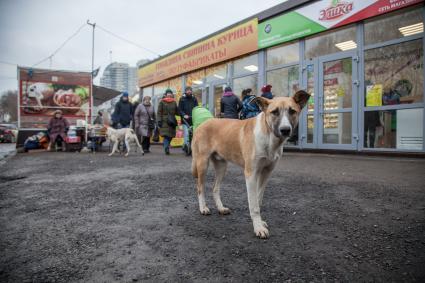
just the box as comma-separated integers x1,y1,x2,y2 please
200,206,211,215
108,153,113,156
262,220,268,228
254,222,269,239
218,207,231,215
125,153,129,157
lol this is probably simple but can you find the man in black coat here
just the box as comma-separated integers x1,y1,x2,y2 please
178,86,198,155
113,92,133,128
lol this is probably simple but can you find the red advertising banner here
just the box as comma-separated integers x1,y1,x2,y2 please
18,67,92,128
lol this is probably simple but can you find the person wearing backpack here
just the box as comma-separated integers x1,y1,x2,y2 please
157,88,179,155
240,88,261,120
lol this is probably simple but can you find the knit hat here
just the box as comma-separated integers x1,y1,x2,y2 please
164,88,173,95
224,86,232,92
261,84,272,93
122,92,129,97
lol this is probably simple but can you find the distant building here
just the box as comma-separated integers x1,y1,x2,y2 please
100,62,138,95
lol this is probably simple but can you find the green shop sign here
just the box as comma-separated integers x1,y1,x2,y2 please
258,11,326,49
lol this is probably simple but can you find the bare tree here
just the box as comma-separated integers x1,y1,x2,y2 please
0,90,18,123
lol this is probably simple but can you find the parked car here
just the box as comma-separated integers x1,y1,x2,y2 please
0,124,18,143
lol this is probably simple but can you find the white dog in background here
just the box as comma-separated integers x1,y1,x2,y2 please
106,127,143,157
102,112,144,157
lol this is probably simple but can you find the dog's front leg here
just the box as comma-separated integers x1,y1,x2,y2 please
246,172,269,239
124,139,130,157
257,163,276,207
109,140,118,156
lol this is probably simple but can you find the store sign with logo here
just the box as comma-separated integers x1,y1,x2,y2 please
139,19,258,87
258,0,423,49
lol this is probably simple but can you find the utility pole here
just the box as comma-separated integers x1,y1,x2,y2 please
87,20,96,125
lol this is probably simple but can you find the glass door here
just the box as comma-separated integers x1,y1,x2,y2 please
318,53,359,150
209,83,226,117
301,61,318,148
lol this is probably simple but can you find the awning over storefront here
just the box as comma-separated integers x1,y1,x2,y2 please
92,85,121,106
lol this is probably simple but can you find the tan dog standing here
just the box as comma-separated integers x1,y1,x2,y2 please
191,90,310,238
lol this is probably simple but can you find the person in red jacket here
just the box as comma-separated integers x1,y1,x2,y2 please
47,110,69,151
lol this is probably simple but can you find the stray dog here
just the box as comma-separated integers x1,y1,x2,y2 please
191,90,310,238
106,127,144,157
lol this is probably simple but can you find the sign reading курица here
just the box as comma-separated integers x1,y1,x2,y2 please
258,0,423,49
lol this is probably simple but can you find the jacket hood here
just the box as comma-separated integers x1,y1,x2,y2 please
223,91,234,97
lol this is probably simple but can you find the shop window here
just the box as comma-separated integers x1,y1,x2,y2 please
233,54,259,76
267,42,299,67
364,39,423,107
205,64,227,83
168,77,182,101
192,87,203,106
266,65,300,97
364,6,423,46
153,81,169,111
305,25,356,60
232,75,258,98
323,113,352,144
364,108,423,150
186,70,205,87
307,114,314,143
142,86,153,97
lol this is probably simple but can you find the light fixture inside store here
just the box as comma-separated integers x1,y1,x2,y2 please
244,65,258,72
193,80,203,85
399,22,423,36
335,40,357,51
213,74,224,79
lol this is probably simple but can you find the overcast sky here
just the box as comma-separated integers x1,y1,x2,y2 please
0,0,285,94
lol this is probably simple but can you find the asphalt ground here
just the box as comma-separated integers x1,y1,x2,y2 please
0,146,424,282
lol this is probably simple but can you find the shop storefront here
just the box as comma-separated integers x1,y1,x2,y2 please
139,0,424,153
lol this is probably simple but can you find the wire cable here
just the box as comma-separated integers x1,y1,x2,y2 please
32,23,87,67
0,60,17,66
96,24,161,57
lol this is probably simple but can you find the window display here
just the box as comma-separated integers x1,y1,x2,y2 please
323,113,352,144
205,64,227,83
233,54,258,76
232,75,257,98
364,108,423,150
267,42,299,67
364,6,423,46
186,70,205,87
305,25,356,60
266,65,299,97
364,39,423,107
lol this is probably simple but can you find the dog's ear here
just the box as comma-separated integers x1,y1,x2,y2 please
292,90,310,109
253,97,271,112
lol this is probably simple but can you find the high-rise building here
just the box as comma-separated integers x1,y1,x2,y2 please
100,62,138,95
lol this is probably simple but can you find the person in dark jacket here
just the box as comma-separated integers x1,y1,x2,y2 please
261,84,273,99
93,111,103,125
112,92,133,128
178,86,198,154
220,86,242,119
157,88,179,155
47,110,69,151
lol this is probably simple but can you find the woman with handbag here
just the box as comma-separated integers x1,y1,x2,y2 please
157,88,179,155
134,96,156,153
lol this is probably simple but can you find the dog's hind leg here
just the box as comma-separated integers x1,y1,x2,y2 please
211,156,230,215
134,136,144,155
196,156,210,215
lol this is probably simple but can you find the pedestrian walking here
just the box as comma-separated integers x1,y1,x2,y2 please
112,92,133,128
240,88,260,119
261,84,273,99
178,86,198,155
157,88,179,155
134,96,156,153
93,110,103,125
220,86,242,119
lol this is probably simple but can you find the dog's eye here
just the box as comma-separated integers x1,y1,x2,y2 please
288,107,296,115
271,109,279,116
